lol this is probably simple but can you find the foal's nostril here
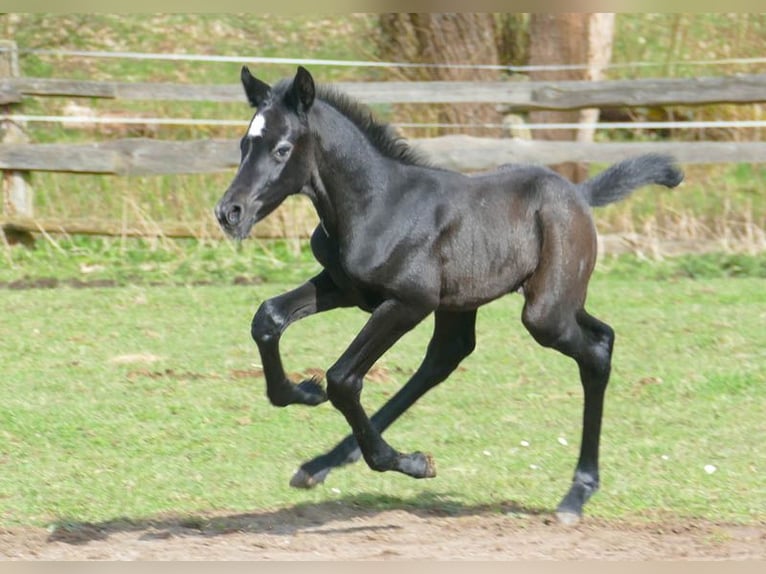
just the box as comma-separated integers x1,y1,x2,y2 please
227,204,242,225
215,201,243,228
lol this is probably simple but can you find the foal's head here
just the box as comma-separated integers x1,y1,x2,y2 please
216,66,316,239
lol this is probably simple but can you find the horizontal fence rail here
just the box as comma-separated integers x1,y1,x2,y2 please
1,138,765,177
9,115,766,133
3,74,766,109
11,46,766,72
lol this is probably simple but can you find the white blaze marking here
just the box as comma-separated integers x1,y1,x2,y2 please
247,113,266,138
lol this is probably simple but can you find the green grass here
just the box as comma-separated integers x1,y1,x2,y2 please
0,236,319,287
3,235,766,289
1,12,765,527
611,13,766,79
0,254,764,527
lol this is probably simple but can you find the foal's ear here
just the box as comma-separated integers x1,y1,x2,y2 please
286,66,315,114
241,66,272,109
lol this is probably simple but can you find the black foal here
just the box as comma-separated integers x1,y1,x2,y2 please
215,65,684,523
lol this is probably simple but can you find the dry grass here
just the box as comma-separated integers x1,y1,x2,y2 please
3,14,765,255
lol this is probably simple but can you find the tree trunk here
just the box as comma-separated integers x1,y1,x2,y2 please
378,13,503,138
528,13,615,182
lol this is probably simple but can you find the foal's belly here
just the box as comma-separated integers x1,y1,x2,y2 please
438,267,530,310
437,236,538,310
432,187,541,310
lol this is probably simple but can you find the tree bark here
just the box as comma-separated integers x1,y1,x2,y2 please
528,13,615,182
378,13,503,137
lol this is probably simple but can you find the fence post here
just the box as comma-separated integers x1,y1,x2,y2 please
1,39,34,244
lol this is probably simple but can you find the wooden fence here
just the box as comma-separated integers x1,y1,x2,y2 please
4,73,766,107
2,66,766,240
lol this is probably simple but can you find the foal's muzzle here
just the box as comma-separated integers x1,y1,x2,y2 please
215,200,243,229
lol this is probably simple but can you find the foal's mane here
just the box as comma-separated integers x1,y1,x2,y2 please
274,78,433,168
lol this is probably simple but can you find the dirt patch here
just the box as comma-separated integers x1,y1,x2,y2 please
121,366,394,386
2,502,763,560
0,276,265,290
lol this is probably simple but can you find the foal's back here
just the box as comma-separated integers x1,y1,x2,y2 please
429,163,594,310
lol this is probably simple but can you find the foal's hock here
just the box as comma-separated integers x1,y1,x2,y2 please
215,65,684,524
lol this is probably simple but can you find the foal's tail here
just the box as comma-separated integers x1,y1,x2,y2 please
578,154,684,207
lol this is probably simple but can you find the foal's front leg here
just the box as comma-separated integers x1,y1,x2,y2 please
325,298,435,479
251,270,354,406
291,309,477,488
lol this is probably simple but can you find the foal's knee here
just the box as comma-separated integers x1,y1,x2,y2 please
251,299,283,345
325,367,362,409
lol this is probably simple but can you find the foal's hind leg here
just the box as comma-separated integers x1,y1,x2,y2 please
523,297,614,524
251,269,354,406
521,207,614,524
555,311,614,523
291,309,477,488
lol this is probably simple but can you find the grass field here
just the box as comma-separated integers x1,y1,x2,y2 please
1,249,764,528
1,13,764,532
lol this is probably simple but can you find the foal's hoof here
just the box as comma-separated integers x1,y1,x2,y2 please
555,510,581,526
294,377,328,406
398,451,437,479
270,377,327,407
555,475,598,526
289,466,330,489
289,467,318,489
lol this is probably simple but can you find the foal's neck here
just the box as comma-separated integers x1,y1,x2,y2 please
303,101,391,237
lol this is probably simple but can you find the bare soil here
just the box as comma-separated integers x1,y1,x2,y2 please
2,503,764,560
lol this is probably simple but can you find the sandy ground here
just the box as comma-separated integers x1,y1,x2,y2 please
2,503,764,560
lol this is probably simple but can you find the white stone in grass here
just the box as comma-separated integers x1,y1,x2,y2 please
557,437,568,446
109,352,162,364
704,464,717,474
331,487,342,494
520,440,530,447
80,263,105,274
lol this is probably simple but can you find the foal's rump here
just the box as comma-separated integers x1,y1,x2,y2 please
437,154,683,310
435,169,567,309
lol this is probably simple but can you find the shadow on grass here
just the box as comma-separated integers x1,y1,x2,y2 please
47,492,552,546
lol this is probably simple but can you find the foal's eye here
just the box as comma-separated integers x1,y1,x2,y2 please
274,143,293,160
